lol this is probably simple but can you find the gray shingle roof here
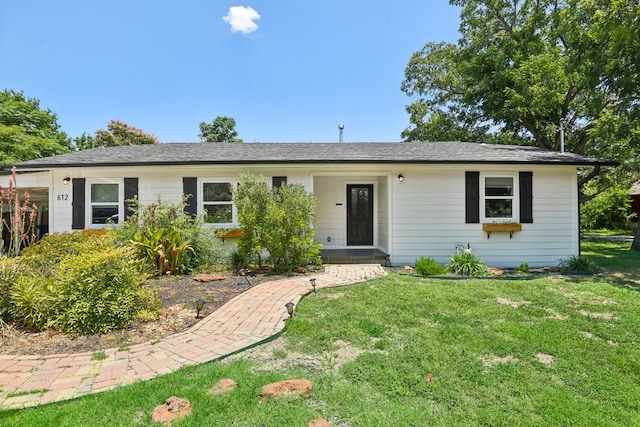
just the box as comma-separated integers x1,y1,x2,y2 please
11,142,618,169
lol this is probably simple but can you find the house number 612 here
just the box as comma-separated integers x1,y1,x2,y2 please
57,194,69,201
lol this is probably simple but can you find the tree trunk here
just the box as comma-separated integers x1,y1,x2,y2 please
632,223,640,251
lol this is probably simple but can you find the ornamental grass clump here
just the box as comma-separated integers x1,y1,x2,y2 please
559,255,599,274
447,251,488,276
415,256,446,276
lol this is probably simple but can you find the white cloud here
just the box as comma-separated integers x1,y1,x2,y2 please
223,6,261,35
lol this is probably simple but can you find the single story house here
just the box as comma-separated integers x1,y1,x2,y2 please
2,142,617,267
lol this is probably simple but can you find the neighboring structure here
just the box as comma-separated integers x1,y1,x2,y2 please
2,142,617,267
630,181,640,221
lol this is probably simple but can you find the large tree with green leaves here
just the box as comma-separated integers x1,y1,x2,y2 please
401,0,639,163
402,0,640,249
198,116,243,142
0,90,72,165
76,120,160,149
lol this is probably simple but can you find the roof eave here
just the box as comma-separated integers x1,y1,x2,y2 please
11,159,620,169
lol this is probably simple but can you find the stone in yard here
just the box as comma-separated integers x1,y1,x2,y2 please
309,419,333,427
208,378,237,396
403,265,415,274
193,273,226,282
151,396,193,425
260,379,312,401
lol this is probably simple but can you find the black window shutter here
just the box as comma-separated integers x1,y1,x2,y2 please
519,172,533,223
465,171,480,223
71,178,86,230
124,178,138,221
183,177,198,217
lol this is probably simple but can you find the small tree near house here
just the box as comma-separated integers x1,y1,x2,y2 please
233,173,321,272
0,167,38,256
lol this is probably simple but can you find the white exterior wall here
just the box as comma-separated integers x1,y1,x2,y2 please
46,165,314,232
389,164,579,268
14,162,581,268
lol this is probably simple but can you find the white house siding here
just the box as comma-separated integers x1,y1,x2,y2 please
389,164,579,268
47,165,315,232
377,175,390,254
16,162,580,268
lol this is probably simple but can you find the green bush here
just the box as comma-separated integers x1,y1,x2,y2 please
447,251,488,276
9,275,55,331
53,247,147,334
229,249,249,274
559,255,599,274
415,256,446,276
581,184,634,230
0,259,20,319
517,262,530,273
234,174,322,272
112,198,222,275
1,232,159,334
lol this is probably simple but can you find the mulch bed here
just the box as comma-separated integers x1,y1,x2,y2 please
0,268,314,356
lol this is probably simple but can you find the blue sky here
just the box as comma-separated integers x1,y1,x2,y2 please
0,1,461,143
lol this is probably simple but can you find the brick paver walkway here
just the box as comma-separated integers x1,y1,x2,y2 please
0,264,386,409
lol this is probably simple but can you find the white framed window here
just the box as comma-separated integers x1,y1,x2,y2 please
90,183,119,225
202,182,234,225
481,175,517,221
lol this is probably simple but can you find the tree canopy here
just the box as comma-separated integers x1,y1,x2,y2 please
75,120,160,149
0,90,72,165
198,116,243,142
402,0,640,248
401,0,639,168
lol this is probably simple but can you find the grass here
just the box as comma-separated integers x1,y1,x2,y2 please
1,238,639,426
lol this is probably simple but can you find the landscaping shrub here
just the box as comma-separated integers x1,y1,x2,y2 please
53,247,149,334
229,249,249,274
234,173,322,272
517,262,530,273
0,259,20,319
415,256,446,276
559,255,599,274
447,251,488,276
9,275,55,331
1,232,159,334
112,198,222,275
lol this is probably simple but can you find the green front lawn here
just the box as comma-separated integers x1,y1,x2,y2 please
2,239,639,426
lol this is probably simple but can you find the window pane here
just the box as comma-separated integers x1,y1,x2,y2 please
272,176,287,189
91,183,119,203
485,177,513,196
92,206,119,224
485,199,512,218
203,183,232,202
204,205,232,223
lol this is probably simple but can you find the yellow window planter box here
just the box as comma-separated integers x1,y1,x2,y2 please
482,223,522,239
214,229,245,241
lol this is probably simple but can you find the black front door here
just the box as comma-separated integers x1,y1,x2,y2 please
347,184,373,246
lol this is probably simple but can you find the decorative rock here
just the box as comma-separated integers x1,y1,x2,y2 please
403,265,415,274
260,379,312,401
487,267,504,276
193,273,226,282
208,378,237,396
151,396,193,425
167,303,186,313
309,419,333,427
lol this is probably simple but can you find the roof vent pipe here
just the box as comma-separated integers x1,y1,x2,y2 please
338,124,344,143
